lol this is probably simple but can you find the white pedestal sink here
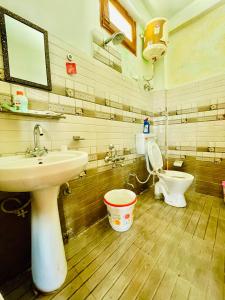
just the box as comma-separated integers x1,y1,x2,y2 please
0,151,88,292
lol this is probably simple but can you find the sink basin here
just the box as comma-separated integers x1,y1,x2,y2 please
0,150,88,292
0,151,88,192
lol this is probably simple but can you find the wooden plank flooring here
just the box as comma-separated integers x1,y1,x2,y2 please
1,190,225,300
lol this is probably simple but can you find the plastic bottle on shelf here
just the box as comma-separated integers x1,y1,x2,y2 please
143,118,150,134
13,91,28,112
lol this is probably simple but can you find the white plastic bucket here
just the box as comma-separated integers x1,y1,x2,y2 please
104,189,137,232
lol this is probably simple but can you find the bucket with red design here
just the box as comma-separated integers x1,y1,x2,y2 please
104,189,137,232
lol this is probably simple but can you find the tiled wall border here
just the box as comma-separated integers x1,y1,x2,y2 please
63,88,152,117
163,151,224,163
167,145,225,153
92,33,122,73
0,85,153,125
160,144,225,160
89,148,135,161
153,110,225,125
154,102,225,117
93,51,122,73
167,154,224,164
71,155,145,179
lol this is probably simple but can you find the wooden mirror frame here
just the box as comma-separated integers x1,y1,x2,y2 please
0,6,52,91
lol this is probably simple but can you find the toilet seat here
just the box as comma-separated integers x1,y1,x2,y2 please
159,170,193,181
146,140,194,208
146,140,163,172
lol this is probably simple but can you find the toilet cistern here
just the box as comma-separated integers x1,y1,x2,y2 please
26,124,48,157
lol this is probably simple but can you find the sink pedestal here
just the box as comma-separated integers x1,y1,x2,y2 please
31,186,67,292
0,150,88,292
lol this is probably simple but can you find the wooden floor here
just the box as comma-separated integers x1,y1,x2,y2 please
1,190,225,300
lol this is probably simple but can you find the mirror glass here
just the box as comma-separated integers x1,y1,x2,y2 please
0,7,52,90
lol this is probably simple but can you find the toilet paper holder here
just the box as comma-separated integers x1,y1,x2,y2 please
173,160,184,167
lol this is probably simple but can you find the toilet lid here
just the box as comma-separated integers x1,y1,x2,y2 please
147,140,163,171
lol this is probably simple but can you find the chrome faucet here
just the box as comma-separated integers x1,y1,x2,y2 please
104,144,125,167
34,124,43,149
26,124,48,157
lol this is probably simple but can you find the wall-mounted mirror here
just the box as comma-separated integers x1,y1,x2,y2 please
0,6,52,90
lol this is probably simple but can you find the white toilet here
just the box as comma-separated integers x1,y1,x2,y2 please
146,140,194,207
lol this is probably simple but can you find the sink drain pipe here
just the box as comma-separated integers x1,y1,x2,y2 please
61,182,72,195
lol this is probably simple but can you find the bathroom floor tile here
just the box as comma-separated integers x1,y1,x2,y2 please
1,190,224,300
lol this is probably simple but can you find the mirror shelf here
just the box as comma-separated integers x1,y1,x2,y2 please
0,108,65,119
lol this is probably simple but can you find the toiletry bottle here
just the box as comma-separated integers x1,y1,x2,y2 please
13,91,28,112
143,118,150,134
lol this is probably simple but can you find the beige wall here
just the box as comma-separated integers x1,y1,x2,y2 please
151,3,225,198
166,3,225,88
0,0,153,79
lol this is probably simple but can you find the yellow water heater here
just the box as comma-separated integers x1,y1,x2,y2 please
143,17,168,62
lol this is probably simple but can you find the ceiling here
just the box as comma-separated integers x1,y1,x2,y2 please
119,0,223,32
133,0,195,19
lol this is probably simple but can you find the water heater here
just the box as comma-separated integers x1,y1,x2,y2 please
143,17,168,62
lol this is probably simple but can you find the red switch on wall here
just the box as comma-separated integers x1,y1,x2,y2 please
66,62,77,75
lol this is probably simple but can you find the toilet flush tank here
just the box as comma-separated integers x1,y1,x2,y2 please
143,17,168,62
136,133,156,155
